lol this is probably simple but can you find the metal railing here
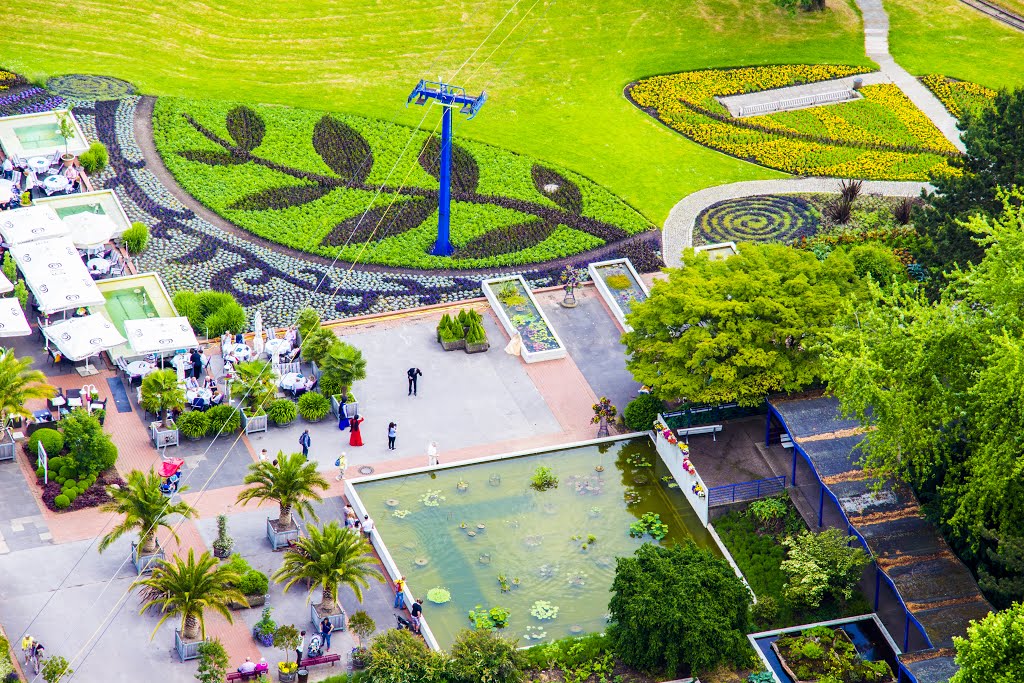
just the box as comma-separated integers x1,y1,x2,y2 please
708,475,786,507
738,89,857,116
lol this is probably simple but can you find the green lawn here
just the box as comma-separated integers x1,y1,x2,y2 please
0,0,870,223
887,0,1024,90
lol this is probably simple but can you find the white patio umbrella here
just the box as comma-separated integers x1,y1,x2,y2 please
43,313,126,374
10,236,105,314
0,299,31,337
123,317,198,356
252,311,264,357
0,270,13,295
63,212,116,250
0,206,67,245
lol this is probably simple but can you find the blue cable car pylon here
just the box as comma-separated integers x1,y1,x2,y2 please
407,79,487,256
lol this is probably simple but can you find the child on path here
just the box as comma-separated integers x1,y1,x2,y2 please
335,452,347,481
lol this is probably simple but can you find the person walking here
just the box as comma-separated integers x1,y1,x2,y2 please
427,441,439,467
387,422,397,450
297,630,306,666
260,448,268,462
410,599,424,634
394,576,407,609
20,634,34,665
335,452,347,481
407,367,422,396
320,617,333,652
299,429,311,458
349,413,364,447
344,503,357,528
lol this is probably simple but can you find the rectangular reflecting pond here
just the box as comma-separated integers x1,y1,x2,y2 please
353,437,716,648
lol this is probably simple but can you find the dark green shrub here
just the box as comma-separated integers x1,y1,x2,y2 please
64,489,78,503
298,391,330,421
28,428,65,456
35,466,44,479
174,291,247,338
47,455,67,471
267,398,297,426
366,628,448,683
318,374,341,399
206,404,240,435
61,410,117,474
752,596,780,626
205,301,247,338
58,465,75,480
847,243,903,282
239,570,269,596
448,628,525,683
176,410,209,439
122,222,150,254
296,307,321,341
54,494,70,509
78,141,108,173
623,394,662,431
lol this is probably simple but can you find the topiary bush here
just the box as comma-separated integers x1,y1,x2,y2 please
267,398,298,426
122,221,150,254
28,428,65,457
298,391,330,422
78,141,109,174
623,394,663,431
54,494,70,509
239,570,269,597
205,404,241,435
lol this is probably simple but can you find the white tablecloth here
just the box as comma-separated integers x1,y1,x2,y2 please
126,361,156,377
43,175,70,194
226,343,251,362
279,372,305,391
0,180,14,203
27,157,50,174
264,338,291,357
87,258,111,275
186,388,212,403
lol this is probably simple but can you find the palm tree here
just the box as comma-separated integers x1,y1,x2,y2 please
99,470,198,555
236,451,329,529
273,521,383,613
230,359,275,414
0,350,53,426
318,341,366,399
140,368,185,428
132,548,247,641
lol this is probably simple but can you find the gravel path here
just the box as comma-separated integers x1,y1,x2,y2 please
661,178,930,268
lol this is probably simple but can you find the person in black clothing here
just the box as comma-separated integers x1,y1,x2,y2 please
407,367,422,396
410,599,423,633
190,348,204,379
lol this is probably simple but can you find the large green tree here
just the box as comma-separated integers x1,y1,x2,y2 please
607,542,753,676
236,451,329,529
781,529,870,609
916,88,1024,272
826,193,1024,606
624,243,862,406
950,602,1024,683
99,469,198,555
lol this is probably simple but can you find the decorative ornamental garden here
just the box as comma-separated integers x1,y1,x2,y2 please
152,98,655,270
627,65,959,180
919,74,997,121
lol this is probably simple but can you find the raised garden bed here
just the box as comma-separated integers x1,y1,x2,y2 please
588,258,649,331
481,275,566,363
772,625,895,683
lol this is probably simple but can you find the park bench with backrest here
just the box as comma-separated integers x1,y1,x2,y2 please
676,424,723,443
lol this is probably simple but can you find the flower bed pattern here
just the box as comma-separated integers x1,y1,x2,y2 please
46,74,136,102
152,97,654,270
627,65,959,180
696,195,821,246
481,275,566,362
919,74,997,122
0,85,65,117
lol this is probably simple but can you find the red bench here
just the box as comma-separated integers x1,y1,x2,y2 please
226,670,264,681
303,653,342,668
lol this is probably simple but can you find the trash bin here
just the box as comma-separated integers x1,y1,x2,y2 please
297,669,309,683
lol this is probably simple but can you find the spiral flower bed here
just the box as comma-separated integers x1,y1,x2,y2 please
695,195,820,246
46,74,136,102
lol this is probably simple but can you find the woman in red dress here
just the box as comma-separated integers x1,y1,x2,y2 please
349,413,364,447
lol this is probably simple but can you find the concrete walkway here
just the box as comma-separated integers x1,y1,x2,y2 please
661,178,930,268
856,0,967,153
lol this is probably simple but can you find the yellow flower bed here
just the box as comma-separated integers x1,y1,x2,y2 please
630,65,959,181
920,74,996,121
0,71,16,92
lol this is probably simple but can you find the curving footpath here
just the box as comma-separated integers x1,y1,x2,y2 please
661,178,930,268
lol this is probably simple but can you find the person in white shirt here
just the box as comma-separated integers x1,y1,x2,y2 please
185,376,200,391
362,514,375,539
237,657,256,674
2,157,12,180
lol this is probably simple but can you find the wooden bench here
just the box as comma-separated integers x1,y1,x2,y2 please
676,424,723,443
780,433,794,449
303,653,342,669
226,670,264,682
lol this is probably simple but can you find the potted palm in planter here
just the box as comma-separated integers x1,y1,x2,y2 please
212,514,233,558
267,398,298,427
231,359,274,434
347,611,376,669
318,341,366,416
141,369,184,448
0,350,53,461
131,549,247,662
274,521,383,633
236,452,329,550
297,391,330,423
99,470,198,573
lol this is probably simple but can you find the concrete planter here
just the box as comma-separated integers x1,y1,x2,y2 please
150,421,178,448
311,602,346,632
440,338,466,351
267,517,299,550
242,410,268,434
229,594,266,610
481,275,567,363
131,542,165,574
465,341,490,354
588,258,649,333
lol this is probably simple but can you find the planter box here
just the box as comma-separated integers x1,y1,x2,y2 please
131,542,165,574
330,394,358,419
174,629,204,662
150,421,179,448
241,411,268,434
771,627,895,683
0,430,15,462
465,340,489,354
439,338,466,351
481,275,567,363
588,258,650,333
267,517,300,550
229,594,266,610
311,602,346,632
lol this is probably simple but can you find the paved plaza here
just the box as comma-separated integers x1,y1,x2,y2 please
0,283,644,681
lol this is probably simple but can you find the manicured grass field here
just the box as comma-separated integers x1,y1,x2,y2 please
887,0,1024,90
0,0,869,223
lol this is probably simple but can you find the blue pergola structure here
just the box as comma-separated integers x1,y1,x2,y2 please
407,79,487,256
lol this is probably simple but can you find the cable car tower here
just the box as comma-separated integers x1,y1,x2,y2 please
407,79,487,256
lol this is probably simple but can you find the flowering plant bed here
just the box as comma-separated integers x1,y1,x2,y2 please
919,74,996,122
628,65,959,180
588,258,649,331
482,275,566,362
152,97,654,270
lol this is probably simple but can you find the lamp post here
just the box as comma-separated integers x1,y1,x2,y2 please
407,79,487,256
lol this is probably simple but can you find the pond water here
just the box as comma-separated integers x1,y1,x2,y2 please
353,437,715,648
484,278,561,353
14,123,63,151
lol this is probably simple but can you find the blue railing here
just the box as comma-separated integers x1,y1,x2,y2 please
708,476,786,507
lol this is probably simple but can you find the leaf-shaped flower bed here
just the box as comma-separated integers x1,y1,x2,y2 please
153,97,654,270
